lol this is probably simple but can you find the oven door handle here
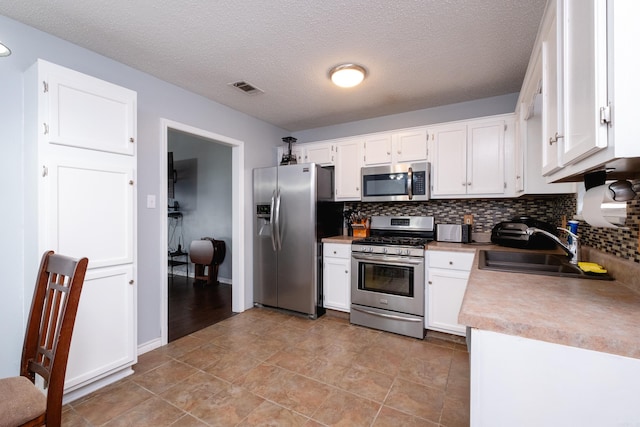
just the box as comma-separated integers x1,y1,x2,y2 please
351,306,423,323
351,253,424,265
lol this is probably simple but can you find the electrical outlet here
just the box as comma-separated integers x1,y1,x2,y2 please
464,214,474,225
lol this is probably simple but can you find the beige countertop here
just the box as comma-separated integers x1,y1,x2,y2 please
322,235,356,244
454,246,640,360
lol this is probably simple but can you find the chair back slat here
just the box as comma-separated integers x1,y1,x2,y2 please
20,250,88,426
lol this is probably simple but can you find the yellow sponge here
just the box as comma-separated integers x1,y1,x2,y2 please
578,262,608,274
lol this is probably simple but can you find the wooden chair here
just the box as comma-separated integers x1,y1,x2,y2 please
0,251,88,427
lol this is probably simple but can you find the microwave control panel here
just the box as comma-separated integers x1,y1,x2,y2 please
413,171,426,195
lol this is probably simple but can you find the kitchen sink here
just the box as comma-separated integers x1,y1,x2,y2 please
478,250,614,280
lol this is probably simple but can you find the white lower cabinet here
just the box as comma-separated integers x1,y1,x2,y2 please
426,251,474,336
323,243,351,312
470,329,640,426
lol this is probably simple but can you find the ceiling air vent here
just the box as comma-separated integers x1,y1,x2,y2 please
229,80,264,95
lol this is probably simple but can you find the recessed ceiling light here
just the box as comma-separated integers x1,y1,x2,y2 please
329,64,366,88
0,42,11,57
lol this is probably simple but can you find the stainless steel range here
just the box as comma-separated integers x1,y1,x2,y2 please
350,216,435,339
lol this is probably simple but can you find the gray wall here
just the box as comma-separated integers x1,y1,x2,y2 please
0,14,285,378
168,131,233,281
291,93,518,142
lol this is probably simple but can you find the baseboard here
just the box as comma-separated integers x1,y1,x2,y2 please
63,367,133,404
138,337,163,355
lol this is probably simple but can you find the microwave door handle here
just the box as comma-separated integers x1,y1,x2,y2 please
407,167,413,200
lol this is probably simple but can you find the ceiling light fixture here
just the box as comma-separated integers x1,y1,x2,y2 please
0,42,11,57
329,64,366,88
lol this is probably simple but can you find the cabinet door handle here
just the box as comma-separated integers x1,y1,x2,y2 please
549,132,564,145
449,261,453,265
428,281,432,285
345,270,348,274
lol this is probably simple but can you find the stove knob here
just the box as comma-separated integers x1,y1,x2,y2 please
382,248,388,254
396,248,403,255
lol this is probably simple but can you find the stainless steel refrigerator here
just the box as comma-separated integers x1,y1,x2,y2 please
253,163,342,318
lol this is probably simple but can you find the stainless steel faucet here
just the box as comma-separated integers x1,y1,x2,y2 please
526,227,580,264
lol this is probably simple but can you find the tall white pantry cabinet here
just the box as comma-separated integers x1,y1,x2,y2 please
23,60,137,399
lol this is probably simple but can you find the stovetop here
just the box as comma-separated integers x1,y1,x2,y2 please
351,216,434,256
352,236,432,248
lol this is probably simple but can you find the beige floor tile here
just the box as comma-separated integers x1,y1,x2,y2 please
103,396,184,426
373,406,439,426
132,348,175,376
239,364,332,417
170,414,210,426
159,371,229,412
354,345,406,377
311,388,381,427
336,364,395,402
60,407,92,426
132,359,199,394
300,355,350,387
71,380,154,425
163,334,207,358
385,378,445,423
440,397,471,427
204,350,264,383
266,346,317,374
68,308,471,426
188,383,265,426
237,400,309,426
397,354,452,390
179,342,228,370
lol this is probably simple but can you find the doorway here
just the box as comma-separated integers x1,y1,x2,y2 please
160,120,245,345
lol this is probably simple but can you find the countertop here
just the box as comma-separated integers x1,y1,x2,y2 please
455,245,640,360
322,235,357,244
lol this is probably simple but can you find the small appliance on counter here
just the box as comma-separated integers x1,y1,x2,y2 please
491,216,558,249
436,224,472,243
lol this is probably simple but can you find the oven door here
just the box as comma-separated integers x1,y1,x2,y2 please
351,252,425,316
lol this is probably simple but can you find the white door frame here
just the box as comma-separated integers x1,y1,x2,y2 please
159,119,245,345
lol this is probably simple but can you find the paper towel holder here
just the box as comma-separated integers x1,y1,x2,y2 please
584,170,636,201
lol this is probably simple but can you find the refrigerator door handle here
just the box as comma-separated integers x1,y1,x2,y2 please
269,191,277,251
274,189,283,251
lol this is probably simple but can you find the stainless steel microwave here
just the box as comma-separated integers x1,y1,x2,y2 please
361,162,430,202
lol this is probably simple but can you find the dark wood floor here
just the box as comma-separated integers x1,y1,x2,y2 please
168,274,235,342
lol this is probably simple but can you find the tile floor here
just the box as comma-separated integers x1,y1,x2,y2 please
61,308,470,426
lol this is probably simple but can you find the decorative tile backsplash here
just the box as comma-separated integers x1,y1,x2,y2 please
346,193,640,263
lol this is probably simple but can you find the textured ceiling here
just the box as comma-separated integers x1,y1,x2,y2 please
0,1,546,131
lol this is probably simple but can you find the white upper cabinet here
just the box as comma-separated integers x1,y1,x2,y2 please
363,133,393,165
394,129,428,163
541,4,563,176
44,65,136,156
560,0,609,165
431,123,467,196
303,142,335,166
431,117,509,198
334,138,363,200
362,128,428,165
467,120,506,194
527,0,640,182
